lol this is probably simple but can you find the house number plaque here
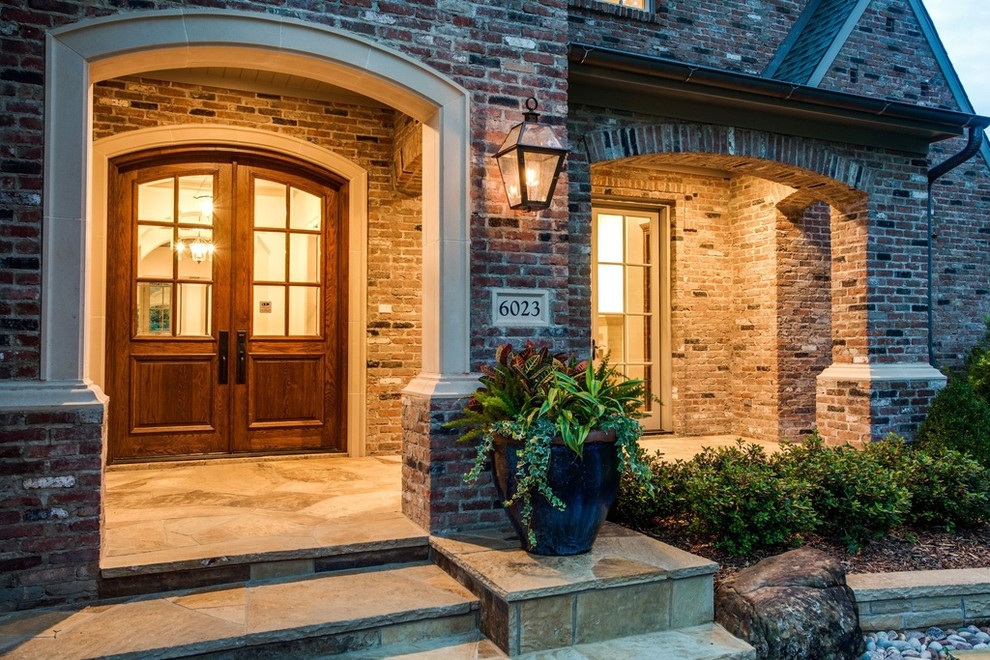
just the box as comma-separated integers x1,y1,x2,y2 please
492,288,550,328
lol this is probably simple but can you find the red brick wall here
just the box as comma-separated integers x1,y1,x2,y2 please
92,75,422,455
0,407,103,612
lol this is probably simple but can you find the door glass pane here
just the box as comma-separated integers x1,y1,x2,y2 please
289,233,320,283
254,179,287,228
253,285,285,336
289,286,319,336
177,283,211,336
137,178,173,223
136,282,172,336
597,214,623,263
626,215,651,266
626,315,650,363
626,265,650,315
177,228,214,280
290,187,321,230
597,265,624,314
596,314,625,363
177,175,214,226
254,232,286,281
136,225,174,279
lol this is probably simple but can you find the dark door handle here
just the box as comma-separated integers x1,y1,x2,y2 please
218,331,229,385
236,331,247,385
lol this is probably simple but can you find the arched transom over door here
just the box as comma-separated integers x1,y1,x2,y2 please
106,149,348,462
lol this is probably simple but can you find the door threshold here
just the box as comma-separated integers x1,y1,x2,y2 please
106,449,350,471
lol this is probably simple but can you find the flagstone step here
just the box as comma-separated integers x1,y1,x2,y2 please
336,624,755,659
431,522,726,656
0,563,477,659
100,524,430,598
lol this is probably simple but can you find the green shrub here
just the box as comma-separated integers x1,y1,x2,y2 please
866,435,990,532
916,378,990,469
613,448,686,528
968,316,990,404
680,442,817,556
777,435,909,551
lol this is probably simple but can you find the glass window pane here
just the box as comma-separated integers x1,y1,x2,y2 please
254,231,286,282
626,265,650,314
625,315,651,364
177,228,214,280
289,233,320,283
136,225,174,279
137,282,172,336
177,283,211,336
253,285,286,336
177,175,214,226
254,179,287,228
597,214,624,263
597,264,624,314
289,286,320,336
625,215,651,266
290,188,321,230
137,178,173,223
596,314,625,363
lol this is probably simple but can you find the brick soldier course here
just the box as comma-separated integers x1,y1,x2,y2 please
1,0,989,612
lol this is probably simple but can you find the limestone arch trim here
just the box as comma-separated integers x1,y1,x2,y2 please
40,10,475,415
583,123,873,210
91,126,370,456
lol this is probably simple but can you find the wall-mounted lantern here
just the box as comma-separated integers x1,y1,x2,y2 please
494,97,568,211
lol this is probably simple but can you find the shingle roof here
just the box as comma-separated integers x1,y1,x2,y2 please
764,0,871,86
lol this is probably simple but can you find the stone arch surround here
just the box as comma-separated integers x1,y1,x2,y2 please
33,9,475,404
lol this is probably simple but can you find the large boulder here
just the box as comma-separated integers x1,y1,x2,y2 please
714,547,863,660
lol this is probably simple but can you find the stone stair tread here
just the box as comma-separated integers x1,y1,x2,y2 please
338,624,755,659
0,563,477,660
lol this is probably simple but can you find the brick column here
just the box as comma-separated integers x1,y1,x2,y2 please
401,379,502,533
817,191,945,444
0,386,105,612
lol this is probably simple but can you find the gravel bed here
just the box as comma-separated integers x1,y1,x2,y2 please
862,624,990,659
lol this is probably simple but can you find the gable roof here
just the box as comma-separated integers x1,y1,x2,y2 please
764,0,872,86
904,0,990,168
766,0,989,167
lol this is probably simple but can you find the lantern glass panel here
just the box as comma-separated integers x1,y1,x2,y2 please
519,123,563,150
496,150,523,208
521,150,561,204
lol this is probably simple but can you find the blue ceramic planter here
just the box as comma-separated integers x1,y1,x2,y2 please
491,431,619,555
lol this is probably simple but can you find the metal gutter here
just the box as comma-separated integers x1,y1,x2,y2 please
569,43,989,143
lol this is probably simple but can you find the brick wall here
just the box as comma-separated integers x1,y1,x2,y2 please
777,202,832,441
92,75,422,455
567,0,806,75
0,406,103,612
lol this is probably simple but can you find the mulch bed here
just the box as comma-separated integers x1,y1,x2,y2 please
636,518,990,585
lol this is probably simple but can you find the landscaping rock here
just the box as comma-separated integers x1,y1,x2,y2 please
715,547,863,659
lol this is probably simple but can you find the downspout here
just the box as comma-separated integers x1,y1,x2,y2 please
926,123,988,367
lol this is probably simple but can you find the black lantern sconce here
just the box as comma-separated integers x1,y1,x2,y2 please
494,97,568,211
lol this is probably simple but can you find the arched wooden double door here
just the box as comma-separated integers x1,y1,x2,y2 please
106,149,347,462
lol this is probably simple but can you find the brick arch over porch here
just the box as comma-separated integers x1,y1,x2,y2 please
583,124,872,213
579,122,946,446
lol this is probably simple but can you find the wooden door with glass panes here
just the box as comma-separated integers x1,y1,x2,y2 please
591,207,670,432
106,152,346,462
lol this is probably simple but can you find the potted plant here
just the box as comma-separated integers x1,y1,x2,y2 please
449,342,654,555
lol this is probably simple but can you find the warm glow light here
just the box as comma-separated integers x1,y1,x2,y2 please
525,167,538,187
188,235,215,263
196,195,213,219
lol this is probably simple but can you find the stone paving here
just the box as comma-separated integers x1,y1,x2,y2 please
103,454,423,571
